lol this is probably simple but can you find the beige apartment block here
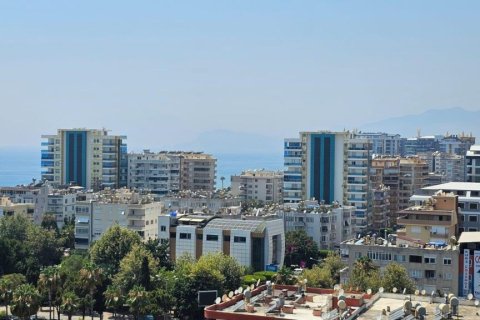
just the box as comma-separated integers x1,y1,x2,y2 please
231,169,283,204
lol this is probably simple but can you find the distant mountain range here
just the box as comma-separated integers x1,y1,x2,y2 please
359,107,480,138
170,107,479,155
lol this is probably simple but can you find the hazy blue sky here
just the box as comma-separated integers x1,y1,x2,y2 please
1,1,479,150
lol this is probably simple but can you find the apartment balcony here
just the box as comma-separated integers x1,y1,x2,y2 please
347,173,368,177
397,217,453,226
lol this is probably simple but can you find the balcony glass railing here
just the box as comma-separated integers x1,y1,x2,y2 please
41,160,54,167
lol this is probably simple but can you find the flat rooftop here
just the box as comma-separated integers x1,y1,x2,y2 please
423,182,480,192
360,295,479,320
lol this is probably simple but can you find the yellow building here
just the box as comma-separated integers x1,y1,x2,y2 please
397,192,458,243
0,197,35,220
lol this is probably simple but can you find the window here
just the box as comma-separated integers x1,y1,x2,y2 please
224,235,230,242
234,236,247,243
206,234,219,241
160,225,166,232
469,215,478,222
409,255,422,263
425,270,436,279
459,203,465,209
470,203,479,210
410,270,422,279
197,234,202,240
179,233,191,240
443,258,452,265
394,255,406,262
444,273,453,280
424,256,436,264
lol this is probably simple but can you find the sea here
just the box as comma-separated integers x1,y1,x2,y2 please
0,147,282,188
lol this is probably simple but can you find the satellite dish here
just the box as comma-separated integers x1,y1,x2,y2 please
334,284,340,291
215,297,221,304
415,290,420,296
250,284,255,290
339,289,345,296
475,300,479,306
468,293,474,300
393,287,398,293
234,290,238,295
228,291,234,298
379,287,384,293
256,279,261,287
338,300,347,310
431,291,436,297
421,289,426,296
238,286,244,294
222,294,228,302
367,289,372,295
244,289,252,299
403,288,407,294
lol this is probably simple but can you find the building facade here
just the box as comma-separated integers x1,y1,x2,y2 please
41,128,127,190
231,170,283,204
283,131,372,232
158,215,284,271
355,132,404,156
277,203,355,250
466,145,480,183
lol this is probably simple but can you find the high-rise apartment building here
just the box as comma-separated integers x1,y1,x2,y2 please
128,151,216,194
398,157,429,210
439,133,475,155
418,151,466,183
231,170,283,203
370,157,401,221
404,135,442,156
283,131,372,232
466,145,480,183
355,132,403,156
128,151,180,195
41,128,127,190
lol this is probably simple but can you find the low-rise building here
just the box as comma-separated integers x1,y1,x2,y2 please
159,190,241,215
340,235,459,295
33,183,77,227
231,170,283,204
158,214,284,271
397,192,459,243
277,202,355,250
411,182,480,234
74,189,163,249
0,197,34,219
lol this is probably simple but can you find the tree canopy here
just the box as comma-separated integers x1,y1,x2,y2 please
285,229,320,268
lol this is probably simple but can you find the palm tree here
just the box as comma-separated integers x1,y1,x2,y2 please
127,286,148,320
60,291,79,320
220,176,225,189
0,277,13,317
0,274,26,317
79,263,103,320
104,285,123,319
38,266,61,320
10,284,41,320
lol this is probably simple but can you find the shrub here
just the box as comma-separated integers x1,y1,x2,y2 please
253,271,276,281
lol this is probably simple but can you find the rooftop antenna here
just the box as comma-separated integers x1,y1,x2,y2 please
228,291,234,298
392,287,398,293
215,297,221,304
379,287,384,294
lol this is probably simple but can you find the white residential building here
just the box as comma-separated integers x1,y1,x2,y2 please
466,145,480,183
33,183,77,227
231,170,283,204
277,203,355,250
158,214,285,271
74,189,163,249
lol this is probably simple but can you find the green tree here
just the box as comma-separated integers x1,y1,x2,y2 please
104,285,124,318
126,286,149,320
322,252,345,284
60,291,79,320
146,288,174,319
112,244,158,294
301,265,334,288
38,266,61,320
144,238,173,270
285,230,319,268
10,284,41,320
381,263,416,294
41,213,60,235
0,273,26,317
79,263,103,320
348,257,381,292
276,266,295,285
89,225,142,276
